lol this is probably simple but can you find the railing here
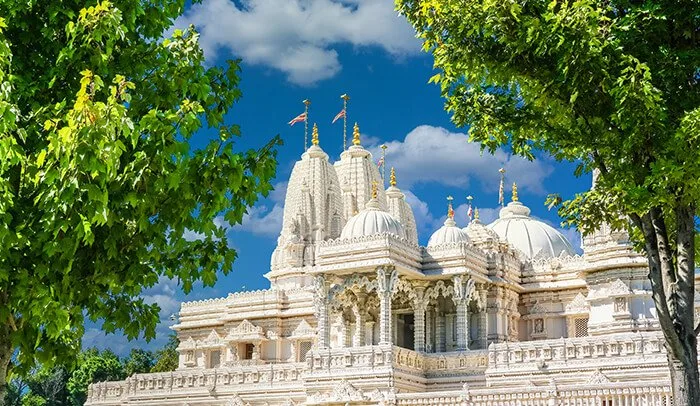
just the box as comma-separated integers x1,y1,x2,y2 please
85,362,306,405
487,332,667,371
392,346,488,376
396,382,672,405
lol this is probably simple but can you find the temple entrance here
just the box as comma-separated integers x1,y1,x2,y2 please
396,313,415,350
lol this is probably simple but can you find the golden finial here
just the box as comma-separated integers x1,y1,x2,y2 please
311,123,319,145
512,182,519,202
447,195,454,219
352,122,361,146
474,207,480,220
390,167,397,187
371,181,378,199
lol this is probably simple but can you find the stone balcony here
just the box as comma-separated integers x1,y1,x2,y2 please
85,361,307,405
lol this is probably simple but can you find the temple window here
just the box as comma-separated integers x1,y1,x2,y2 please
298,341,313,361
243,343,254,360
208,350,221,368
574,318,589,337
534,318,544,334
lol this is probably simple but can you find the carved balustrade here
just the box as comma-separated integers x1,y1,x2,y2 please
84,362,306,405
395,382,672,405
488,332,667,371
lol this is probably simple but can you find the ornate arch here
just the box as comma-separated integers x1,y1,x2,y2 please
328,273,377,302
424,280,454,302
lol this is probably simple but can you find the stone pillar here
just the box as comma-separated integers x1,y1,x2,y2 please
252,343,260,360
288,340,297,362
453,275,475,351
478,285,489,349
313,275,330,348
352,300,366,347
365,321,375,345
377,266,398,345
425,306,434,352
413,286,427,352
436,313,446,352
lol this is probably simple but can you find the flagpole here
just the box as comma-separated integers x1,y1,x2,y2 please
341,94,350,150
303,99,311,150
498,167,506,207
380,144,387,187
467,195,474,222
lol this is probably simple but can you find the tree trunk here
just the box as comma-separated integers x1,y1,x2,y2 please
0,322,12,406
668,345,700,406
633,207,700,406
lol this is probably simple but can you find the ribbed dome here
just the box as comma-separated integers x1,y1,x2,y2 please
463,218,499,244
340,198,404,239
428,217,471,247
488,201,575,259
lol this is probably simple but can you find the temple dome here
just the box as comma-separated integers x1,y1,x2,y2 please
488,200,575,259
463,216,499,244
340,198,404,239
428,217,470,247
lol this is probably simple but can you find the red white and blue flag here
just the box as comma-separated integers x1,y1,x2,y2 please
332,109,346,124
467,204,473,220
377,157,384,168
288,112,307,126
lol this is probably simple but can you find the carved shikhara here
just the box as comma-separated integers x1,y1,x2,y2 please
87,139,693,406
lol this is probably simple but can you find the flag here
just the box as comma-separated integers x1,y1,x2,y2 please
467,204,473,220
377,157,384,168
498,179,504,206
332,109,346,124
288,112,307,126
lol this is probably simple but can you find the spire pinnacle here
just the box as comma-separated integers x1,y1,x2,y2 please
447,195,454,219
311,123,319,146
390,167,397,187
474,207,480,220
352,122,361,146
371,181,378,199
512,182,519,202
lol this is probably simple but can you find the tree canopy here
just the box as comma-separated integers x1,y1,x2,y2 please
0,0,280,400
397,0,698,403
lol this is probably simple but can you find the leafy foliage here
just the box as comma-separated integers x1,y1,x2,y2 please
150,334,179,373
0,0,281,396
397,0,699,403
66,349,124,406
123,349,154,377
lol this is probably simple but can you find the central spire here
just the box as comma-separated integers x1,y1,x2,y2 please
390,167,397,187
352,122,361,146
311,123,319,146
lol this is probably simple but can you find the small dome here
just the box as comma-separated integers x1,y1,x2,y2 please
340,198,404,239
428,217,470,247
488,201,575,259
463,218,499,244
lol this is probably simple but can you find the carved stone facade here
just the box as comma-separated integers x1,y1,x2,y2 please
87,139,697,405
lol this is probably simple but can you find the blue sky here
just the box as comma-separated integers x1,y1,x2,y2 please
83,0,591,355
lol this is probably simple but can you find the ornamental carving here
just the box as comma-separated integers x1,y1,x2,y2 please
376,266,398,294
452,275,475,304
565,293,590,315
226,394,249,406
290,319,315,339
225,320,264,342
198,329,225,348
608,279,632,296
329,379,366,402
587,369,611,384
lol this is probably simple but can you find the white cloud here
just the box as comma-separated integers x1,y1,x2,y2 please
233,204,284,236
403,190,439,233
183,228,205,242
178,0,421,85
368,125,554,195
82,277,181,356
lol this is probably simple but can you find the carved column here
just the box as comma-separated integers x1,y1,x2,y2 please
453,275,475,351
413,286,427,352
436,313,446,353
377,266,398,345
477,285,489,349
425,305,434,352
313,275,330,348
352,296,366,347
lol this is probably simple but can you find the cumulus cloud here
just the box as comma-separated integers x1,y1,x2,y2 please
82,276,181,356
368,126,554,194
178,0,421,85
232,204,284,236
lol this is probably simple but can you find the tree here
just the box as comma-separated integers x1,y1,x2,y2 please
0,0,281,403
123,349,154,377
2,378,24,406
150,334,179,373
66,349,124,406
397,0,699,404
24,367,70,406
